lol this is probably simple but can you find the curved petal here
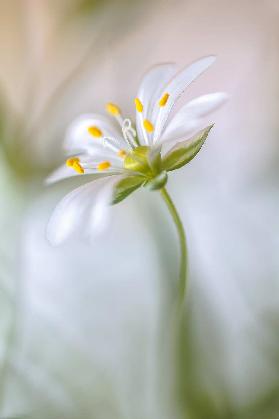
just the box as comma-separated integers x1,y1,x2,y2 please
152,56,216,143
45,163,122,185
46,176,120,246
161,121,200,148
64,113,125,154
175,92,228,117
160,92,227,143
45,164,85,185
136,63,177,145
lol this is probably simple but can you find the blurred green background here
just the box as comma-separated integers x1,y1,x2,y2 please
0,0,279,418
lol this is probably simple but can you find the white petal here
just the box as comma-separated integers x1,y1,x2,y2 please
45,151,123,185
45,165,80,185
136,63,177,144
46,175,120,245
177,92,228,117
160,92,227,143
153,56,216,143
87,179,115,236
45,164,95,185
161,121,200,148
64,113,125,154
45,164,122,185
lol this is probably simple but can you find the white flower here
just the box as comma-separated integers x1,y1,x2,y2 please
46,56,227,245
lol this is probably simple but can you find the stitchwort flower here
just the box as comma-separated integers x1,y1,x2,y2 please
46,55,227,300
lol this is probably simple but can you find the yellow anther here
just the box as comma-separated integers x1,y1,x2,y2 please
134,97,143,113
143,119,154,133
72,161,84,174
159,93,169,107
97,161,111,171
117,149,127,159
66,157,84,174
66,157,80,168
106,102,121,116
88,126,103,137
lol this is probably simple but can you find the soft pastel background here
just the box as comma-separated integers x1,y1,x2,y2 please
0,0,279,418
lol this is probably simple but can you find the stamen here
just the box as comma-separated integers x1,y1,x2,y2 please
159,93,170,107
66,157,80,167
117,149,127,159
134,98,143,113
97,161,111,171
88,126,103,137
143,119,154,133
106,102,121,116
66,157,84,174
72,162,85,174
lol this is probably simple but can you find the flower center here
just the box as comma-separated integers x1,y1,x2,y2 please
123,146,160,177
123,146,151,175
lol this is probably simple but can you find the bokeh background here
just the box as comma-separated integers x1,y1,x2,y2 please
0,0,279,418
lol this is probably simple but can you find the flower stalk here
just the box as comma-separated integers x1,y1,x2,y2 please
160,187,187,303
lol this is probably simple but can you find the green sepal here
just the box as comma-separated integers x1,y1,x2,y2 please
147,145,162,174
144,171,168,191
162,125,213,172
111,175,144,205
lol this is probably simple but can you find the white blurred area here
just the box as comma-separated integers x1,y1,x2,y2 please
0,0,279,417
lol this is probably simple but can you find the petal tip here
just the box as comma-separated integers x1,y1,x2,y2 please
206,54,217,62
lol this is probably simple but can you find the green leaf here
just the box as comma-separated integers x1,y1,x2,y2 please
162,125,213,172
144,171,168,191
111,175,144,205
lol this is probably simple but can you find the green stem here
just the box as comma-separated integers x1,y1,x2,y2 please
160,187,188,303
